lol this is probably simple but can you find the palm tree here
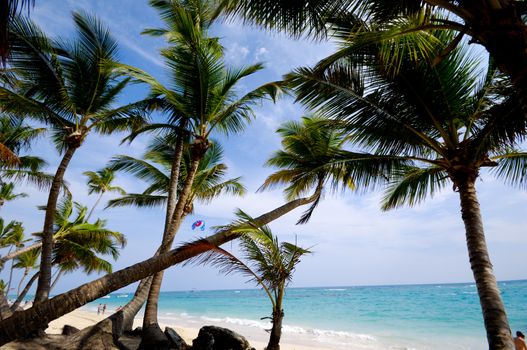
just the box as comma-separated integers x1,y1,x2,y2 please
2,221,26,296
83,168,125,220
223,0,527,117
0,182,26,208
0,13,149,303
0,193,321,344
190,211,311,350
108,138,246,212
9,198,124,310
0,219,24,297
0,111,390,342
285,29,526,348
13,248,39,297
107,136,246,335
37,197,125,294
113,1,282,340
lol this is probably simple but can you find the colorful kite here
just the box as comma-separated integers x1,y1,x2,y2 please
191,220,206,231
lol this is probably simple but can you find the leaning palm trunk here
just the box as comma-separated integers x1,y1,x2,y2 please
35,145,77,303
10,271,39,312
457,179,514,349
142,142,207,336
0,190,321,345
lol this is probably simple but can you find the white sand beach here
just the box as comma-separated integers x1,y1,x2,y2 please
41,308,334,350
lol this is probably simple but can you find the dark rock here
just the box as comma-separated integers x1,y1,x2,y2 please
192,326,252,350
192,331,214,350
62,325,80,335
164,327,189,349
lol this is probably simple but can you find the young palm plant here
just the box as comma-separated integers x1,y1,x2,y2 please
285,30,526,349
0,13,149,303
189,211,311,350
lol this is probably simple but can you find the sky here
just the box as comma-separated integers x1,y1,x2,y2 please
1,0,526,295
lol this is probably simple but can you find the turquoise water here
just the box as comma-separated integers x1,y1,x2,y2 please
89,280,527,349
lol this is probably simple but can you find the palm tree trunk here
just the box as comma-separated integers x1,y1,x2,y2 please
10,271,38,312
49,269,63,293
164,134,185,231
457,178,514,349
142,141,205,330
86,192,105,221
34,145,77,304
5,247,13,295
119,276,153,332
113,135,185,332
267,307,284,350
16,269,28,297
0,241,42,267
0,190,321,345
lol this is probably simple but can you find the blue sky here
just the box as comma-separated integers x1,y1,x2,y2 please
1,0,526,295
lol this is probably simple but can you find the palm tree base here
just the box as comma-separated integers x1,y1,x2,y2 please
138,323,170,350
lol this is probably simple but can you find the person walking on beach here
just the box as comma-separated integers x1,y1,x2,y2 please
97,304,102,315
102,304,107,315
514,331,527,350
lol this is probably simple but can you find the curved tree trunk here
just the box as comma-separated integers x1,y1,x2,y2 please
0,241,42,267
140,140,206,348
0,190,321,345
16,269,28,297
86,192,105,221
10,271,39,312
34,145,77,304
457,179,513,349
120,276,153,332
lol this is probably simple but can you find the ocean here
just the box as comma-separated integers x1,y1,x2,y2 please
87,280,527,349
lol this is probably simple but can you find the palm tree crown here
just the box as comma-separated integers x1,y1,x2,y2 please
286,30,525,349
108,136,246,213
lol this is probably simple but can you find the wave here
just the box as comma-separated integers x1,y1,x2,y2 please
117,294,129,298
325,288,346,291
198,315,375,341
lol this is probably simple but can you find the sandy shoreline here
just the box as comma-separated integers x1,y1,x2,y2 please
41,308,334,350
